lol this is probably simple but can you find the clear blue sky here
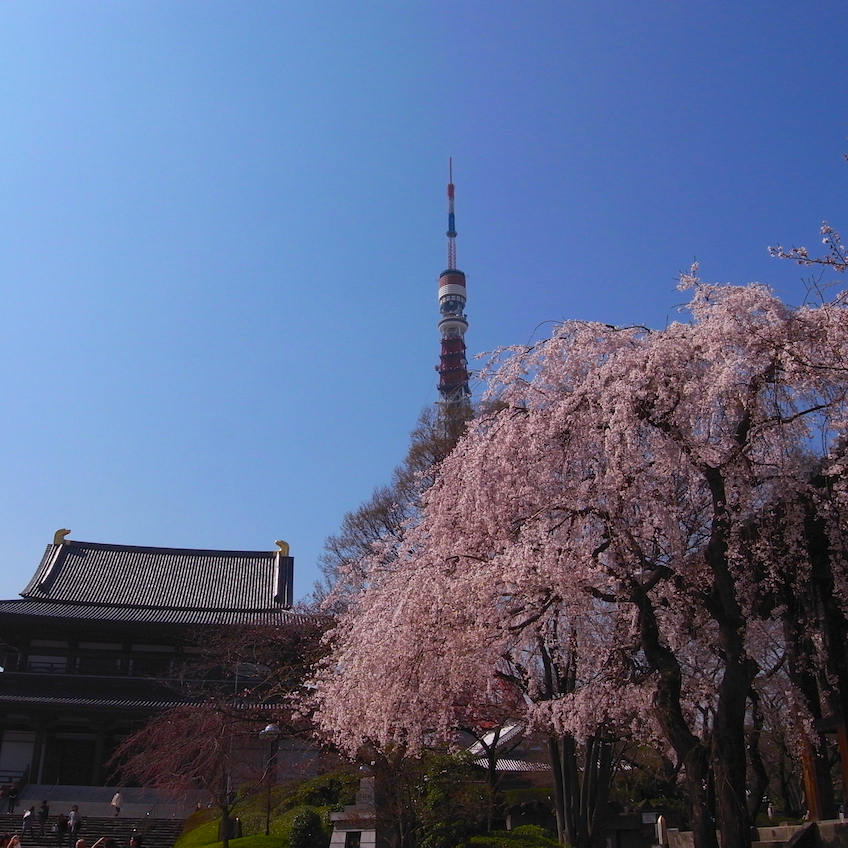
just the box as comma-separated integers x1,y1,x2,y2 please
0,1,846,602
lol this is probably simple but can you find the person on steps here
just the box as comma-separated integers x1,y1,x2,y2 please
55,814,67,847
20,808,33,838
37,802,49,837
67,808,81,845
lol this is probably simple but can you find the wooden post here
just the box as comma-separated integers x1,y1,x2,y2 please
801,742,823,821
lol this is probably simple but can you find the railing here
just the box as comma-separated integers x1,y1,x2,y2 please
12,670,188,683
8,664,257,683
25,661,67,674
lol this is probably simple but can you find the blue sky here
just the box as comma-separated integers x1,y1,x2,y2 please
0,1,846,602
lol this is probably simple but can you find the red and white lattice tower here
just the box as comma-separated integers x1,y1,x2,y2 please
435,160,471,411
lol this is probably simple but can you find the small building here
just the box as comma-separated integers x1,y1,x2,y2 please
329,775,383,848
0,531,300,786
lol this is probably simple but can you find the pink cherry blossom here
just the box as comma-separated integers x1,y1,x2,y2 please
312,283,848,848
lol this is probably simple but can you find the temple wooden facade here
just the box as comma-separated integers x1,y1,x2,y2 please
0,532,298,786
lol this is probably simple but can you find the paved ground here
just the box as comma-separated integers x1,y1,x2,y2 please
9,786,201,821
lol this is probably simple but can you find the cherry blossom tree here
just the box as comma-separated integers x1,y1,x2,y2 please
112,620,327,848
312,281,848,848
112,706,261,848
770,223,848,274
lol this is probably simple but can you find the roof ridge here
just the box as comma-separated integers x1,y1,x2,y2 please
61,540,279,557
16,597,286,612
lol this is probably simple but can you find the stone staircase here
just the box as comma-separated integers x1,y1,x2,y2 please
0,786,192,848
0,815,184,848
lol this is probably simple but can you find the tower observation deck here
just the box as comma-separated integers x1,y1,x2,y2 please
436,161,471,411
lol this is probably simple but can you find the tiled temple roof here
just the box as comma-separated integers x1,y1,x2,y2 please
0,538,299,627
472,757,550,772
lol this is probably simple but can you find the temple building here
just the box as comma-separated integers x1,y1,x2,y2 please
0,531,298,786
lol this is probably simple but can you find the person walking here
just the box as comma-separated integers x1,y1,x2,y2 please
20,808,34,838
55,815,68,848
37,802,49,837
67,808,80,845
109,794,122,818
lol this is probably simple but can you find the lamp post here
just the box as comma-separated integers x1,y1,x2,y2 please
259,723,282,836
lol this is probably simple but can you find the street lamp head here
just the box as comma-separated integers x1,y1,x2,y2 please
259,723,282,740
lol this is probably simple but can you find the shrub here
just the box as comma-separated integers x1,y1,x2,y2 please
290,771,358,811
289,809,326,848
464,825,560,848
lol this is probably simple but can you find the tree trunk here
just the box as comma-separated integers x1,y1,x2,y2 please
807,503,848,813
704,465,754,848
712,659,752,848
561,733,581,847
633,584,717,848
747,691,769,821
783,584,837,820
585,734,615,848
219,804,231,848
547,732,615,848
548,736,568,846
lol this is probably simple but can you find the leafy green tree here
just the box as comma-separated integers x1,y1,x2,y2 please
367,750,491,848
111,706,259,848
312,404,472,611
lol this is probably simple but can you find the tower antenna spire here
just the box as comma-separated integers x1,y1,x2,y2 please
435,160,471,411
447,158,457,270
